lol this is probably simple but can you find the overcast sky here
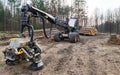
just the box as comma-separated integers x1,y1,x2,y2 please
65,0,120,16
86,0,120,16
3,0,120,16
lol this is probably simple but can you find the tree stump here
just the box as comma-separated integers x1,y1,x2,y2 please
108,34,120,45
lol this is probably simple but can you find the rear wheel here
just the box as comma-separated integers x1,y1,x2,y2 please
69,32,79,43
54,32,63,42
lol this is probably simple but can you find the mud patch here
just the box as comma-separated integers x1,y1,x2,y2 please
57,45,73,55
75,58,84,68
88,59,98,75
11,72,32,75
43,55,55,66
54,46,74,73
67,70,78,75
54,56,72,73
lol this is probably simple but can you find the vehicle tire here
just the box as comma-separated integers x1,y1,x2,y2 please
69,32,79,43
54,32,63,42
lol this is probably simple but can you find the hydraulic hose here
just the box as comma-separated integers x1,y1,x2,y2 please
41,16,53,38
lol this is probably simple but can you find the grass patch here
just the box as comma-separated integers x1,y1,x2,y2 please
0,31,19,35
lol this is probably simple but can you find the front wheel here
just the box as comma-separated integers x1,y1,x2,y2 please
69,32,79,43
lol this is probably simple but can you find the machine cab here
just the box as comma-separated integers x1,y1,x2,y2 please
68,18,78,28
67,18,78,32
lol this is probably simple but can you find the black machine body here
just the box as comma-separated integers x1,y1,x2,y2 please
27,4,80,42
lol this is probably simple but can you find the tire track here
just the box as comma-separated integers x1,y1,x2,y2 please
87,44,98,75
54,45,73,73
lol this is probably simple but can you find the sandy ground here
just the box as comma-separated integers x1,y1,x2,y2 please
0,33,120,75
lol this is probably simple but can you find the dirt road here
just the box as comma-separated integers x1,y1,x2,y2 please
0,33,120,75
